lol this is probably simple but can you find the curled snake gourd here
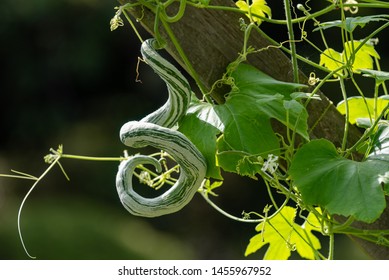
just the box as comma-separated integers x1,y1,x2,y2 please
116,39,207,217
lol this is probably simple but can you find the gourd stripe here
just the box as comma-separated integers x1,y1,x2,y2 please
140,41,191,128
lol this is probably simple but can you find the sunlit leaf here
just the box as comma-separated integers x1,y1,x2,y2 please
245,206,321,260
319,48,343,73
336,96,389,124
201,179,223,197
236,0,271,25
289,139,389,223
303,208,323,233
343,40,380,72
320,40,380,75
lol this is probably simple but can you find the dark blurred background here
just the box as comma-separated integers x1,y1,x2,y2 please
1,0,385,259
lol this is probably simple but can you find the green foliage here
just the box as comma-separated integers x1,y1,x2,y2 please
215,64,308,176
179,64,308,179
90,0,389,260
3,0,389,260
289,139,389,223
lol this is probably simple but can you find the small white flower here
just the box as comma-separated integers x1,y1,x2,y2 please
378,171,389,185
110,7,124,31
343,0,358,14
261,154,279,174
139,171,153,187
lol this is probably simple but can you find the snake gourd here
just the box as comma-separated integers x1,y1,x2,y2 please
116,39,207,217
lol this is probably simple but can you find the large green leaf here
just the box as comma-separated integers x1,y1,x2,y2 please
214,64,308,175
245,206,321,260
180,64,308,179
289,139,389,223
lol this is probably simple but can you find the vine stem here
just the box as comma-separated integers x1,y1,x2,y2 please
252,25,330,73
120,1,211,102
161,0,187,23
189,2,336,25
283,0,299,83
16,155,63,259
339,77,350,151
61,154,125,161
160,19,212,103
5,146,132,259
0,171,37,181
199,177,293,225
345,102,389,158
328,232,335,260
375,57,388,95
122,9,144,42
374,81,380,121
351,75,373,124
199,187,264,223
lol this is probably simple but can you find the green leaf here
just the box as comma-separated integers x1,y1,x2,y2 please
215,102,280,156
216,135,264,178
313,15,389,32
336,96,389,124
214,64,308,176
245,206,321,260
360,69,389,84
289,139,389,223
290,92,321,101
369,122,389,157
179,96,223,180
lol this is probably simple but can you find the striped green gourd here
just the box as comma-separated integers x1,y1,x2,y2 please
116,39,207,217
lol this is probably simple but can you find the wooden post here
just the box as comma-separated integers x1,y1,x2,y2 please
119,0,389,259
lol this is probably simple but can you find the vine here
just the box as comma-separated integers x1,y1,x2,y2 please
1,0,389,259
